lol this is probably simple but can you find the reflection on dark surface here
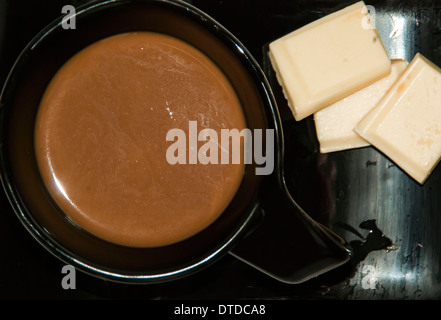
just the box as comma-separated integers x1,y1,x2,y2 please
339,220,394,271
1,0,441,299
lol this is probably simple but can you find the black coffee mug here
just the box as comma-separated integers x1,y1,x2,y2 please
0,0,350,284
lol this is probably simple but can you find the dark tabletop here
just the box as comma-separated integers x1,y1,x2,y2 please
1,0,441,300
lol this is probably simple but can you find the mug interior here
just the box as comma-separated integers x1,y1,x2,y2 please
0,0,275,282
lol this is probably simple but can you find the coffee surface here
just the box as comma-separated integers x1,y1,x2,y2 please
35,32,246,247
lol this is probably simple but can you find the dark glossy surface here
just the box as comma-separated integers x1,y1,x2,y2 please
1,0,441,299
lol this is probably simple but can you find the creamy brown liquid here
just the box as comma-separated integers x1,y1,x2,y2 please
35,32,246,248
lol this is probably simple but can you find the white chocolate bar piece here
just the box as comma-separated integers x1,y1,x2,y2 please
269,1,391,121
314,59,408,153
355,53,441,184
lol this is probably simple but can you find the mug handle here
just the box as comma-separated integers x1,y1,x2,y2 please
229,176,350,284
